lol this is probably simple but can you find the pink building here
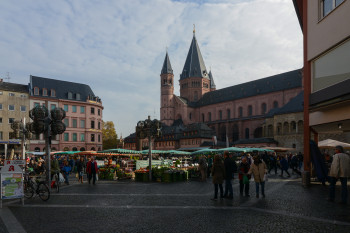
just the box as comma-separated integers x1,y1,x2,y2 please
29,75,103,152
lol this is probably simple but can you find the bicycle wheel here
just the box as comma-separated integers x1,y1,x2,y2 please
24,182,34,199
38,183,50,201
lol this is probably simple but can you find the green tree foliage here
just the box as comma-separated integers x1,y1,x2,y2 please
102,121,118,150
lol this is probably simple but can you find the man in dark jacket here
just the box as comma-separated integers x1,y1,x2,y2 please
223,151,234,199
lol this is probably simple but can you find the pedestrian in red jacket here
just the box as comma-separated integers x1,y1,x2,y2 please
86,157,99,185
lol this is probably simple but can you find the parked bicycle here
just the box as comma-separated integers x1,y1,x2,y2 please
23,173,50,201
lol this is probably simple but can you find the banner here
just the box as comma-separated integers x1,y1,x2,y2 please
1,173,24,199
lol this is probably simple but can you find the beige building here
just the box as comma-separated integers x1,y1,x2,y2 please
0,79,30,154
293,0,350,172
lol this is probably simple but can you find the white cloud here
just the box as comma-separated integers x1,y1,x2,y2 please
0,0,302,138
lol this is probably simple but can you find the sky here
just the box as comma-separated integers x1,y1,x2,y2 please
0,0,303,138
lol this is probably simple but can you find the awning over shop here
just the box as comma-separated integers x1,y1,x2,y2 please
318,139,350,149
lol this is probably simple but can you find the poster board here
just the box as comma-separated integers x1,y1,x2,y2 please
0,164,24,200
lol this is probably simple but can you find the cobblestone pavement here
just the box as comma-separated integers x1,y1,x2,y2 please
0,174,349,233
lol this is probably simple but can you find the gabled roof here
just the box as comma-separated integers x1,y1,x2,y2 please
0,82,28,93
161,52,173,75
193,69,302,107
209,70,216,89
180,33,209,80
30,75,96,102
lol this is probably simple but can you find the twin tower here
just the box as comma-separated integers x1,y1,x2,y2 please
160,31,216,126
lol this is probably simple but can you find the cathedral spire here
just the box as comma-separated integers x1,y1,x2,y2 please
180,29,208,80
161,51,173,74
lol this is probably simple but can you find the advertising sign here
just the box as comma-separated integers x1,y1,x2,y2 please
0,164,24,200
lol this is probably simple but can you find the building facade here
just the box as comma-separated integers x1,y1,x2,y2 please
29,75,103,152
0,79,30,154
293,0,350,171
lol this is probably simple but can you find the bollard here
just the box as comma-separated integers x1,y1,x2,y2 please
302,171,311,187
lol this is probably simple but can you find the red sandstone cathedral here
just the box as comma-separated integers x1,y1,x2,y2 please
125,31,303,150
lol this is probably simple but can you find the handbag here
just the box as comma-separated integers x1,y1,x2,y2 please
59,173,65,183
243,175,249,184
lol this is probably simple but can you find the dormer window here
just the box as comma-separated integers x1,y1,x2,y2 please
76,93,81,100
43,88,48,96
51,89,56,97
34,87,39,95
68,92,73,99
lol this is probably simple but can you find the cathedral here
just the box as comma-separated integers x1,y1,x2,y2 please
124,30,303,150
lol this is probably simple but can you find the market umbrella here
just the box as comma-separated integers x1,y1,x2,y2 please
318,139,350,149
100,149,141,154
217,147,248,153
191,148,219,155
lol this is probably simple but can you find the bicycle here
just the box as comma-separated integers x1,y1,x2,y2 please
23,173,50,201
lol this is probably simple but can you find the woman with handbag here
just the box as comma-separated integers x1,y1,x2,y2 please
238,156,251,197
248,155,267,198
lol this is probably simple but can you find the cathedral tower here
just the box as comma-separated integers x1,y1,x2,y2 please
179,29,213,102
160,52,175,126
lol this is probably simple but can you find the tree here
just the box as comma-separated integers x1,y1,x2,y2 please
102,121,118,150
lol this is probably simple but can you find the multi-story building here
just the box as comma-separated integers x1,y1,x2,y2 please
293,0,350,172
29,75,103,152
0,79,30,154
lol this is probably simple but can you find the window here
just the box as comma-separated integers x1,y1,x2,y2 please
248,105,252,116
91,120,95,129
189,113,192,120
68,92,73,99
80,133,85,142
0,91,2,95
98,134,101,142
9,105,15,111
20,94,27,98
20,106,26,112
0,118,2,124
227,109,231,119
72,105,77,113
51,89,56,97
0,104,2,110
91,107,95,114
91,134,95,142
202,113,205,122
76,93,80,100
34,102,40,107
208,112,212,122
64,105,68,112
0,132,2,140
43,88,48,96
245,128,250,139
9,93,15,97
238,107,243,117
80,120,85,128
72,119,77,128
98,109,100,116
64,133,69,141
98,121,101,130
273,101,279,109
9,118,14,124
321,0,344,18
50,104,56,110
72,133,77,142
261,103,267,114
34,87,39,95
219,110,222,120
64,118,69,127
80,106,85,113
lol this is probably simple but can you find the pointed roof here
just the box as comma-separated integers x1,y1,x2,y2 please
161,52,173,75
180,33,209,80
209,70,216,89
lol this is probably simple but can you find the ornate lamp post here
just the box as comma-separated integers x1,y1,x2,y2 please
136,116,161,181
27,105,66,189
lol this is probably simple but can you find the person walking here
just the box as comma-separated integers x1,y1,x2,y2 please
249,155,267,198
86,156,98,185
76,157,86,184
211,155,225,201
268,153,278,175
280,155,291,177
198,156,208,182
223,151,234,199
239,156,251,197
62,160,71,185
207,155,213,178
328,146,350,204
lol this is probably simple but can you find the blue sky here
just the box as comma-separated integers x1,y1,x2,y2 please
0,0,302,138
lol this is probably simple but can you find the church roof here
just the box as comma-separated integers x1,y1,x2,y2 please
192,69,302,107
272,91,304,115
161,52,173,75
180,33,209,80
209,70,216,89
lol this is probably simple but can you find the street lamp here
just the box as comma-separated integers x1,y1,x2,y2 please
27,105,66,189
136,116,161,181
